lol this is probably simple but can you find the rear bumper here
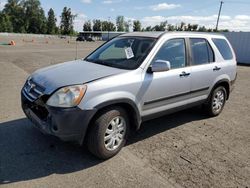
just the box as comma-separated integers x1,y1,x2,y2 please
21,92,96,144
230,73,237,92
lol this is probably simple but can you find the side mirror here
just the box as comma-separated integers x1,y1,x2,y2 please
148,60,171,73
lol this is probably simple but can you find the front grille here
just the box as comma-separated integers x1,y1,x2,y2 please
22,78,45,102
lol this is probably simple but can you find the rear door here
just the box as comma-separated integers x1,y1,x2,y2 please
189,38,216,101
141,38,191,117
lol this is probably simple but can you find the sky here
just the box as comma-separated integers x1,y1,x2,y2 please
1,0,250,31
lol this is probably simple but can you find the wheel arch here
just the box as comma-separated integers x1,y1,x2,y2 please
211,79,230,100
82,98,142,144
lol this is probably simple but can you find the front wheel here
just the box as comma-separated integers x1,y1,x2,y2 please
87,107,129,159
204,86,227,117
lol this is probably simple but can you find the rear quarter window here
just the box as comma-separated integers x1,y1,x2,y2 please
212,38,233,60
190,38,214,65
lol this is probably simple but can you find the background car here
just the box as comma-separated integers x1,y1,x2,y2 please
76,36,85,42
59,35,67,39
86,37,95,42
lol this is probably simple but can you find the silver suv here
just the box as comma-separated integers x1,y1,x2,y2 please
21,32,237,159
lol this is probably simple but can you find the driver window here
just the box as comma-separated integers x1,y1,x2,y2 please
152,39,186,69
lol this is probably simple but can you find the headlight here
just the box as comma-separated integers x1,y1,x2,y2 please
46,85,87,107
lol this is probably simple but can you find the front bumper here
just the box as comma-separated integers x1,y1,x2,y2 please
21,92,96,144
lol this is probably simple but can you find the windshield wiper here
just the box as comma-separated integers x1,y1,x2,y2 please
91,59,113,65
84,58,94,63
85,58,125,69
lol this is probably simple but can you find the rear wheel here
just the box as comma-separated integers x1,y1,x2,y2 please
205,86,227,117
87,107,129,159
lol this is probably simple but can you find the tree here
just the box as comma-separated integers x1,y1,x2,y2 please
93,19,101,31
22,0,47,34
133,20,141,31
176,22,185,31
167,24,175,31
152,25,160,31
116,15,125,31
109,22,116,31
47,8,57,34
124,21,130,32
101,21,116,31
144,26,152,31
159,21,167,31
185,24,198,31
152,21,167,31
220,29,229,32
60,7,75,35
186,23,192,31
83,20,92,31
198,26,207,32
0,12,13,32
101,21,108,31
207,28,213,32
192,24,198,31
3,0,25,33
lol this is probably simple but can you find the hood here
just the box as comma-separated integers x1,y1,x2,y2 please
31,60,127,94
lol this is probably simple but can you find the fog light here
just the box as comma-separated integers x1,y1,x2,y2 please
52,125,58,132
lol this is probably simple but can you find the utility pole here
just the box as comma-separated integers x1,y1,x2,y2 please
216,1,224,31
75,39,78,60
108,17,111,41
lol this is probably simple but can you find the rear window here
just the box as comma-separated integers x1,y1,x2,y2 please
212,38,233,60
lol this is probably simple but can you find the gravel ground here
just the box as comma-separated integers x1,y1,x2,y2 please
0,36,249,188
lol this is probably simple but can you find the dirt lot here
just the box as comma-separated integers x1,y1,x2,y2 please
0,36,249,188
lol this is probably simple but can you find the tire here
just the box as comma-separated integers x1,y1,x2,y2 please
204,86,227,117
87,107,129,159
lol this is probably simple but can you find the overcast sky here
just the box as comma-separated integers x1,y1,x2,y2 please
1,0,250,31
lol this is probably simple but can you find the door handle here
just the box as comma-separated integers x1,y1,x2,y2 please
213,66,221,71
179,71,191,77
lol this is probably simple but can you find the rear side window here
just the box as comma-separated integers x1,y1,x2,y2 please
190,38,214,65
212,38,233,60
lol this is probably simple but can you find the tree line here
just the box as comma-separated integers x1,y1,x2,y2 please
84,16,229,32
0,0,228,35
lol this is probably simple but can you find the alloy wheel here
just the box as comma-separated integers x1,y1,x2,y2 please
104,116,126,151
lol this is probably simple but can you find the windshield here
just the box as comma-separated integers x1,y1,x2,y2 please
85,37,157,70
